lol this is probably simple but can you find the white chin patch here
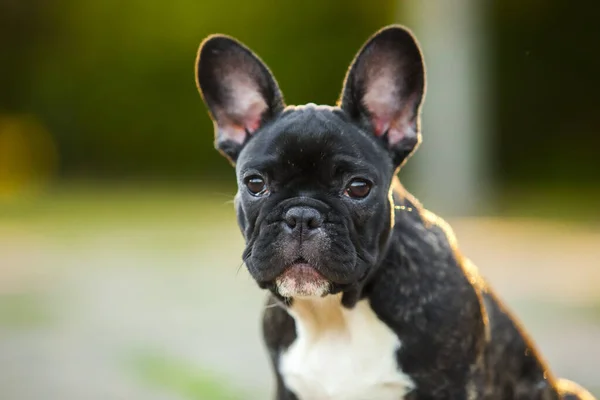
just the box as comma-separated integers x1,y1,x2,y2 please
276,276,330,298
275,264,330,298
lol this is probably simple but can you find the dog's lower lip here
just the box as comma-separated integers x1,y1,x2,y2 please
283,263,324,279
276,263,330,298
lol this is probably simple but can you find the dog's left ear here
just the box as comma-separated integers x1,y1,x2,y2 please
339,25,426,167
195,34,285,164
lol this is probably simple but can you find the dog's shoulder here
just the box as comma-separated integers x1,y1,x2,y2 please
386,178,485,292
387,181,572,398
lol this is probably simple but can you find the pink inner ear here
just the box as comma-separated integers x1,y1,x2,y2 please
370,111,416,146
217,74,268,144
372,117,391,138
362,68,416,146
239,97,265,133
218,123,248,146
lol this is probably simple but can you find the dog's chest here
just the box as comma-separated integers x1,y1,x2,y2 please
279,297,415,400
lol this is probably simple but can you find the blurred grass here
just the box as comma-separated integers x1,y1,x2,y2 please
0,182,238,230
130,352,245,400
0,292,54,330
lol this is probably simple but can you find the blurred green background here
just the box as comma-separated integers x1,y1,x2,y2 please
1,0,599,399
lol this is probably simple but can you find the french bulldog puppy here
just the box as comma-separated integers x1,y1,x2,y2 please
194,25,595,400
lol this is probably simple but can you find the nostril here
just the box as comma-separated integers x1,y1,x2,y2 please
306,212,323,229
284,207,323,232
285,213,297,229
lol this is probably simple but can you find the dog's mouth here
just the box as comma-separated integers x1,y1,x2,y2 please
274,258,331,298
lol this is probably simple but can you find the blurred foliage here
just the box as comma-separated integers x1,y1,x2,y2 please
491,0,600,188
0,114,58,198
0,0,598,188
131,352,245,400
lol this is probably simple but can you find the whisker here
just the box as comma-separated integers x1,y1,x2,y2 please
207,191,237,206
236,262,245,276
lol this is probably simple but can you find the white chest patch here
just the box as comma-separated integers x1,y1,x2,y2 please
279,295,415,400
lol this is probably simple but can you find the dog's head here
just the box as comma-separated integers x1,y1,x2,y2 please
195,26,426,305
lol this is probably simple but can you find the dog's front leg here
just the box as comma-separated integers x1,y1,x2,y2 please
261,295,300,400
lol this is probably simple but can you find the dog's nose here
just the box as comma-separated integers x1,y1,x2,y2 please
284,207,323,233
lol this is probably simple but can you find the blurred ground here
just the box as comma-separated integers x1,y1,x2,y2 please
1,186,599,399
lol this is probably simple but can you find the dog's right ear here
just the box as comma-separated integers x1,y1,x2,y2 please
339,25,426,168
195,35,285,164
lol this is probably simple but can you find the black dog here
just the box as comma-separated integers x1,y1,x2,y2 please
194,25,595,400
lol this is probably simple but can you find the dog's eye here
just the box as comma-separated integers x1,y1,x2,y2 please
344,179,372,199
245,176,268,196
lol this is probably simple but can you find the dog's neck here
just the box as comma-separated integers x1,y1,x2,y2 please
287,294,346,339
285,292,393,341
